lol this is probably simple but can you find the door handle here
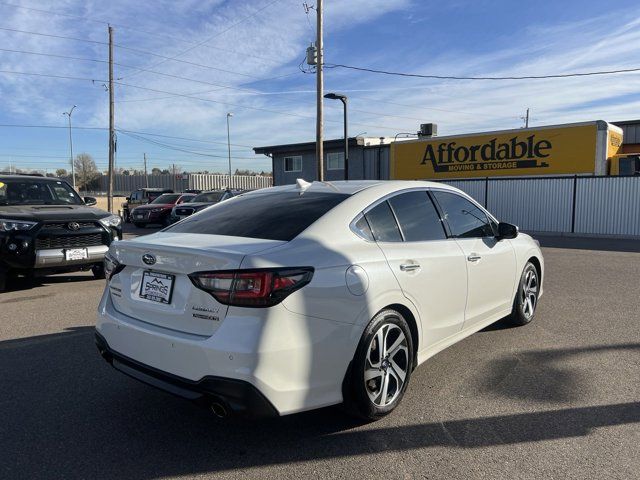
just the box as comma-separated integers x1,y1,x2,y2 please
467,254,482,262
400,263,421,272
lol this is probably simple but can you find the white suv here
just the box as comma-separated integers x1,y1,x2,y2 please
96,180,543,419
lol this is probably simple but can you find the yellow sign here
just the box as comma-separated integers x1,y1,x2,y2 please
391,124,601,179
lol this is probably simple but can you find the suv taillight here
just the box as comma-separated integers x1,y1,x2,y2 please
189,268,314,308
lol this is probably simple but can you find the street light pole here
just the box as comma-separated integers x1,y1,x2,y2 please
226,112,233,188
324,92,348,180
63,105,77,189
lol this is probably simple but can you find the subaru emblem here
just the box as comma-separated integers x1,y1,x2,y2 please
142,253,156,265
67,222,80,231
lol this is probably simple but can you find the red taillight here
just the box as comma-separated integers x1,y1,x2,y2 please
189,268,314,308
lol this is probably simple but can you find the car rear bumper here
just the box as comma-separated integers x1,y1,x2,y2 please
95,330,278,417
96,289,361,416
35,245,109,268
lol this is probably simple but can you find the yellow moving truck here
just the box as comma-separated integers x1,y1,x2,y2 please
390,121,624,179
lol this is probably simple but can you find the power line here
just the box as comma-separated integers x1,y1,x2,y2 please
115,72,300,103
116,129,256,149
117,130,261,159
0,27,274,80
0,47,298,94
0,71,408,132
0,67,404,131
119,0,283,80
325,63,640,80
0,123,107,131
0,123,257,148
0,26,109,46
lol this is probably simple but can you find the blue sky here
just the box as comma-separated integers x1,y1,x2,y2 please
1,0,640,174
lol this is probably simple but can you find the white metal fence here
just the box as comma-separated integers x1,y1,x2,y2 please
188,174,272,191
76,173,272,195
442,176,640,237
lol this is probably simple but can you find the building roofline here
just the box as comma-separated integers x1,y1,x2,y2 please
611,119,640,126
253,136,396,155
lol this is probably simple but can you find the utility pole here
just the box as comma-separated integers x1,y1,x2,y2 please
226,113,233,188
523,107,530,128
63,105,77,190
315,0,324,181
107,25,115,213
143,153,149,187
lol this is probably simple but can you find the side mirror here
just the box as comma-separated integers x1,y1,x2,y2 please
84,196,97,206
497,222,518,240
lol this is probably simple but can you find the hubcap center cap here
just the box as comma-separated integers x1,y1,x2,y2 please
381,359,390,370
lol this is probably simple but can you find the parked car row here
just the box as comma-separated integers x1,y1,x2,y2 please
122,188,244,228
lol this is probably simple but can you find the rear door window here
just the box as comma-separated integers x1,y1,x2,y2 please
166,191,350,241
388,191,446,241
364,201,402,242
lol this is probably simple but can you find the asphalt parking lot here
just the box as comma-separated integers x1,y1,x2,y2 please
1,226,638,480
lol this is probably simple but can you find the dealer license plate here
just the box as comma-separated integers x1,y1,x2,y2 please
65,248,88,261
139,271,175,304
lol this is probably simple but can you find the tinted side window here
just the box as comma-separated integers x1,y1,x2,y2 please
352,214,374,241
167,192,350,241
432,191,494,238
364,201,402,242
388,191,446,241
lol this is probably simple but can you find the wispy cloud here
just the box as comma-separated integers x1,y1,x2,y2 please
0,0,639,173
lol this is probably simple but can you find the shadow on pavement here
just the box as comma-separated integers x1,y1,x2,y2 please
532,234,640,253
2,327,639,479
3,272,98,294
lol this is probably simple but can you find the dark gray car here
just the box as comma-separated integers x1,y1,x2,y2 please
169,189,244,223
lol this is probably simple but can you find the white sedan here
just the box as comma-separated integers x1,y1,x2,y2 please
96,180,543,419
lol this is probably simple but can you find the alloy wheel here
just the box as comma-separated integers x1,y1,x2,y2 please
521,268,538,319
364,323,409,407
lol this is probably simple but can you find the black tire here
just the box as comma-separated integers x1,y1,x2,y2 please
509,262,540,326
92,264,106,280
134,222,144,229
344,309,414,420
0,272,7,292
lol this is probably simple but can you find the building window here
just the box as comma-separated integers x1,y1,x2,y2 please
284,155,302,172
327,152,345,170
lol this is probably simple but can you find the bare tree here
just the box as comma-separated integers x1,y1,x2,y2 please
55,168,68,177
73,153,100,191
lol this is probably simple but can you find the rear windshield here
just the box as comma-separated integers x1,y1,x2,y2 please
166,191,350,241
151,194,181,204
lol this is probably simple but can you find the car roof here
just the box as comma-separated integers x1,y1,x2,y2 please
0,174,58,181
248,179,451,196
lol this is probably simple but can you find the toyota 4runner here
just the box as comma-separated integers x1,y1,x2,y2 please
0,174,122,291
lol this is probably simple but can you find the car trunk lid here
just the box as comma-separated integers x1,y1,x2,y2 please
108,232,285,336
